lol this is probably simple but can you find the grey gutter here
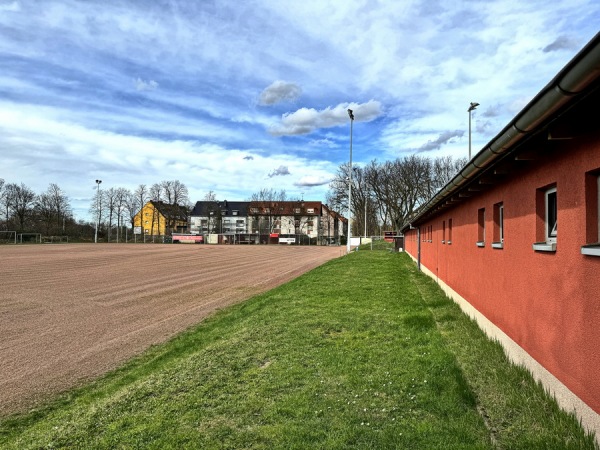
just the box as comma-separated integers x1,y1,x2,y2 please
405,31,600,229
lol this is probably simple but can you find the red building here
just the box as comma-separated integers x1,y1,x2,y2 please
402,33,600,439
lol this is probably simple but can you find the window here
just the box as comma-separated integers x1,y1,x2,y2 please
448,219,452,244
307,208,315,214
581,172,600,256
492,203,504,249
533,185,557,252
232,210,238,216
477,208,485,247
546,188,557,243
442,220,445,244
294,208,301,214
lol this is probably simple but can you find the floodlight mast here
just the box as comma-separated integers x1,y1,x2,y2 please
94,179,102,243
468,102,479,159
347,109,354,254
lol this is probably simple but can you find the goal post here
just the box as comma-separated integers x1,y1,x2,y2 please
17,233,42,244
0,230,17,244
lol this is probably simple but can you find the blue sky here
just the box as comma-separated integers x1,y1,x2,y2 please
1,0,599,220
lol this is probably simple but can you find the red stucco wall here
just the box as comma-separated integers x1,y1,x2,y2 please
405,134,600,414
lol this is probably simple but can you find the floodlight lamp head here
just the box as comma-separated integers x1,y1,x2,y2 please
95,179,102,184
468,102,479,112
347,109,354,120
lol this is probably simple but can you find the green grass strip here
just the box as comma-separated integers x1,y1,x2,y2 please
0,252,596,449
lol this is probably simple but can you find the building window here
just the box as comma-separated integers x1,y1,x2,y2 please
581,172,600,256
448,219,452,244
442,220,445,244
307,208,314,214
533,185,557,252
477,208,485,247
492,203,504,249
232,210,238,216
294,208,301,214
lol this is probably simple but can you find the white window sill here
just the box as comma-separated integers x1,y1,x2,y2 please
476,241,485,247
447,240,452,245
581,244,600,256
492,242,503,249
532,242,556,252
441,240,445,244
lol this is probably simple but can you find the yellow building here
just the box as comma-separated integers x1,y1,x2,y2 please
133,201,189,236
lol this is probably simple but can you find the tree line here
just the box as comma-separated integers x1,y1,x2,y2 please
0,178,190,241
1,154,465,241
326,154,466,236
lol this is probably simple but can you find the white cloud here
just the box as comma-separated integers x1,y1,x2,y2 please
419,130,465,152
259,80,302,105
269,100,383,136
134,78,158,91
309,138,338,148
0,1,20,12
294,175,332,187
268,165,291,178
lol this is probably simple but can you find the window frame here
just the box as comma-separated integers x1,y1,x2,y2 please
442,220,446,244
545,187,557,244
533,185,557,252
581,173,600,256
492,202,504,249
476,208,485,247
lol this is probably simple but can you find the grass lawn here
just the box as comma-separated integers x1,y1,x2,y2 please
0,251,596,449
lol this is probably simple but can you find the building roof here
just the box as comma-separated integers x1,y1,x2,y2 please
248,200,323,215
149,201,188,220
190,201,250,217
403,32,600,230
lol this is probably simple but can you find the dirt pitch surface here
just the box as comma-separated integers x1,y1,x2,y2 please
0,243,343,416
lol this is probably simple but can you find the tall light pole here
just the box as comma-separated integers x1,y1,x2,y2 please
94,179,102,243
468,102,479,160
347,109,354,254
364,197,367,238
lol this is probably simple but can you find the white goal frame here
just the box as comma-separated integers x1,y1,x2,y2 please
42,235,70,244
18,233,42,244
0,230,17,244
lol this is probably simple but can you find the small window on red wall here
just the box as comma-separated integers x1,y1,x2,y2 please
533,184,557,252
581,171,600,256
492,202,504,249
477,208,485,247
442,220,446,243
448,219,453,244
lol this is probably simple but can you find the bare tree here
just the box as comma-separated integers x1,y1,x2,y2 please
10,183,36,231
202,191,220,233
33,184,70,235
249,189,287,234
103,187,120,242
123,189,138,234
114,187,130,241
162,179,189,205
134,184,149,235
328,155,466,234
150,183,164,236
161,180,189,234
